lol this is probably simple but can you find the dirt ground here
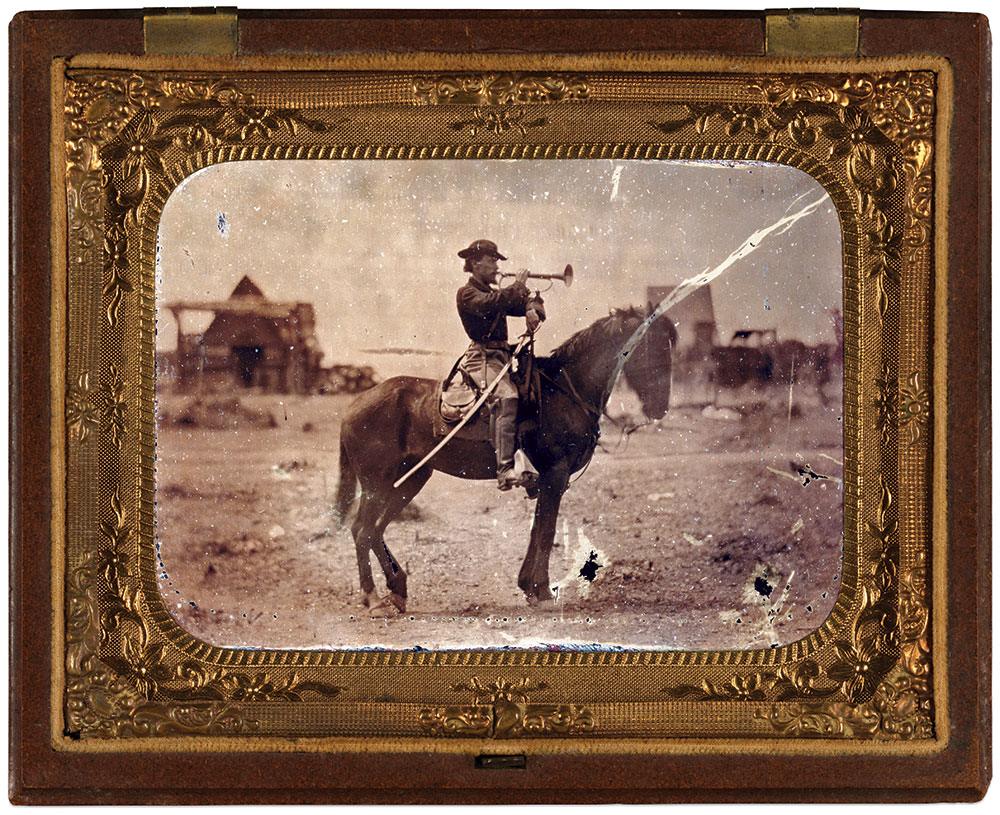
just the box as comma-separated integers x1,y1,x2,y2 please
155,379,844,652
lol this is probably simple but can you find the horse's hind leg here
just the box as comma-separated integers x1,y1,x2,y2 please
371,468,432,613
372,540,407,613
350,495,383,609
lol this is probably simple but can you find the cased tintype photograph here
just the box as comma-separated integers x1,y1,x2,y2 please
9,8,990,804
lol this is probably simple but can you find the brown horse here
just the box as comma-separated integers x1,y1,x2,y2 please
333,305,677,611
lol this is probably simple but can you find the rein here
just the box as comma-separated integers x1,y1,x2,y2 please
546,365,661,447
539,366,644,442
560,369,604,422
539,368,605,426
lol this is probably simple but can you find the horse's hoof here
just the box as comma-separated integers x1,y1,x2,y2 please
525,591,555,609
389,592,407,613
361,590,380,608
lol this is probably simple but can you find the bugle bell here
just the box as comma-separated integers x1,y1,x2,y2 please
500,264,574,287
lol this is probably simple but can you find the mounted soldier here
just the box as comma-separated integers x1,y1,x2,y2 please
454,239,545,490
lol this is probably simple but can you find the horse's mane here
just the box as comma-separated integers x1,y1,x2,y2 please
539,306,646,371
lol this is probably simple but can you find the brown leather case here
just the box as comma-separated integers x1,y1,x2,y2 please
10,9,990,803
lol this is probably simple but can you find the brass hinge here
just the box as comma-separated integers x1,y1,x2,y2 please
765,9,860,57
144,7,238,55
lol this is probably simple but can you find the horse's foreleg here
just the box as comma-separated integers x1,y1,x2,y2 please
517,523,540,598
519,463,570,603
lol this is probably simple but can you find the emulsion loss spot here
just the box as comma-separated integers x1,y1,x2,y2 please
753,576,774,598
579,551,604,583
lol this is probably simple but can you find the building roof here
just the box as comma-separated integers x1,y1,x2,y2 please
230,275,266,298
166,276,322,356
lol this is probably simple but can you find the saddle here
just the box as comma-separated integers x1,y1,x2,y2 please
434,367,490,441
434,344,542,441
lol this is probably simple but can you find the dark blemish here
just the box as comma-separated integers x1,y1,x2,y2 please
753,577,774,598
217,212,228,235
188,601,196,607
806,605,813,612
797,464,829,486
579,551,603,582
735,618,742,624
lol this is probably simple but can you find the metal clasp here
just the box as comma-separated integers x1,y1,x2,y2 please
475,754,527,770
144,7,238,55
765,9,860,57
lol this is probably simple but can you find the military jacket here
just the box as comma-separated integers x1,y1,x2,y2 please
456,277,545,345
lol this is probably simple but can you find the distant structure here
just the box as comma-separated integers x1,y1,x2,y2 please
646,284,717,358
645,283,839,406
164,276,324,394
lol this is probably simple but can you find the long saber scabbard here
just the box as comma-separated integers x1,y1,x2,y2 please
393,335,529,489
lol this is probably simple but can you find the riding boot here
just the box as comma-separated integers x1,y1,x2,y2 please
494,398,521,490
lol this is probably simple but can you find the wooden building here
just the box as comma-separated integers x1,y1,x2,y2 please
165,276,324,394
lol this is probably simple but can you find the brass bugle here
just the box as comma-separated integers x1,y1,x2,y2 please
500,264,574,287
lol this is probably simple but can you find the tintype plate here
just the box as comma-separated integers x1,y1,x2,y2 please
10,9,990,803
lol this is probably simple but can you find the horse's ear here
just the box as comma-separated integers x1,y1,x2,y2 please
646,300,656,316
667,317,678,346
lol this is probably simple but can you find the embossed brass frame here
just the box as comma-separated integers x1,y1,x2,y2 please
53,52,946,751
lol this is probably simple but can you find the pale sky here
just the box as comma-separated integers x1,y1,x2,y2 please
157,159,841,378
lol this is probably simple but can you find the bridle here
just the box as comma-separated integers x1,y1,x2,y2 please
558,369,604,423
536,367,602,425
554,368,660,441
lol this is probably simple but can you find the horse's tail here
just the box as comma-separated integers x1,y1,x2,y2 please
333,438,358,526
